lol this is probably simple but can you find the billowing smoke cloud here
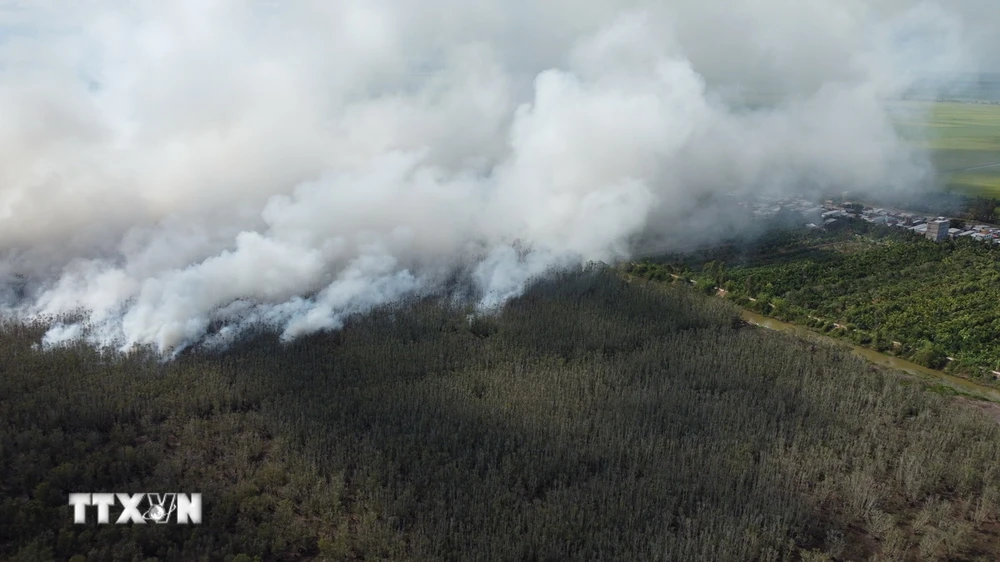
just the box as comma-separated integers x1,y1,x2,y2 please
0,0,985,353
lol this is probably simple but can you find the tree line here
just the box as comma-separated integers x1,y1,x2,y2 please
630,220,1000,378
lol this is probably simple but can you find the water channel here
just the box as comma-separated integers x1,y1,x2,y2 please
739,308,1000,403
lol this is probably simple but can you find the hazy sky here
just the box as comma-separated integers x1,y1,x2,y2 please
0,0,993,353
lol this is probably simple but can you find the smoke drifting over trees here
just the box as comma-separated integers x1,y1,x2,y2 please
0,0,989,352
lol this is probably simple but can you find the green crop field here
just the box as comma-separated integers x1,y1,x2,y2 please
895,101,1000,197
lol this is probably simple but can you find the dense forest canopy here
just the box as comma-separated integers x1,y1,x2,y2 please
2,268,1000,560
633,219,1000,378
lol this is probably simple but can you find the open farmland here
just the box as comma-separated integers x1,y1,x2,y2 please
896,101,1000,198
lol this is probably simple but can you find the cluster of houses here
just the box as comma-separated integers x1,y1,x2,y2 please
737,195,1000,244
817,202,1000,243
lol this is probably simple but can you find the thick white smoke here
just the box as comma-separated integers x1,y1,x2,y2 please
0,0,986,353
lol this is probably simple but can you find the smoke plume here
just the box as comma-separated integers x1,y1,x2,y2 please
0,0,987,353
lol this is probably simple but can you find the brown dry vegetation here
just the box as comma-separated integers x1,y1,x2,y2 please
1,268,1000,561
